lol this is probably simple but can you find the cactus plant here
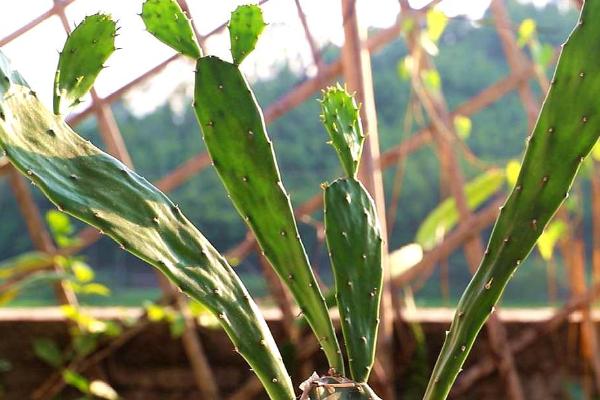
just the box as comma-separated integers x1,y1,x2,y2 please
228,4,266,65
140,0,201,59
321,86,382,384
0,40,295,400
53,14,116,114
423,4,600,399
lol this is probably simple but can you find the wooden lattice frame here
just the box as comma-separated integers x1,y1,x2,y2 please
1,0,599,399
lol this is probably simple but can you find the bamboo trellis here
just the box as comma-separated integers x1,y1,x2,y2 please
1,0,599,398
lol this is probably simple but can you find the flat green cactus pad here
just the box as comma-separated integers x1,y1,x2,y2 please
53,14,116,114
141,0,201,59
193,55,344,374
228,4,266,65
324,178,382,382
424,4,600,399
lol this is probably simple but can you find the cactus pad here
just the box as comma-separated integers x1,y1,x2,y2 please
193,55,344,374
141,0,201,59
228,4,266,65
424,4,600,399
324,178,382,382
53,14,116,114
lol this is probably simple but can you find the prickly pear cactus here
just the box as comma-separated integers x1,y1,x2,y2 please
423,4,600,399
324,178,382,382
0,51,294,400
229,4,266,65
53,14,116,115
300,374,382,400
141,0,201,59
193,55,344,374
320,84,365,178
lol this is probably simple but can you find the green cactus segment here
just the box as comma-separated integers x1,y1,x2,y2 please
424,6,600,400
228,4,266,65
141,0,201,59
53,14,116,115
193,56,344,374
320,85,364,178
324,178,382,382
302,376,382,400
0,61,293,400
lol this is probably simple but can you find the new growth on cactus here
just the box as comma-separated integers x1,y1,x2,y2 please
53,14,116,115
141,0,201,59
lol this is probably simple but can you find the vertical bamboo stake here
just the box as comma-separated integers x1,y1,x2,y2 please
340,0,395,397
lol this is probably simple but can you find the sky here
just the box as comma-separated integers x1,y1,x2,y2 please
0,0,564,116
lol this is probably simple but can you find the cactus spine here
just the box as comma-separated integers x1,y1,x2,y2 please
0,43,294,400
53,14,116,114
423,4,600,399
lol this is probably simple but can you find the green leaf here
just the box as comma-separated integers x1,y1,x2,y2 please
517,18,536,47
421,69,441,92
78,283,111,296
71,260,94,283
426,9,448,43
169,313,185,338
0,251,53,279
397,56,413,81
453,115,472,140
532,42,554,68
33,338,63,368
63,369,90,394
537,220,567,261
416,169,505,250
